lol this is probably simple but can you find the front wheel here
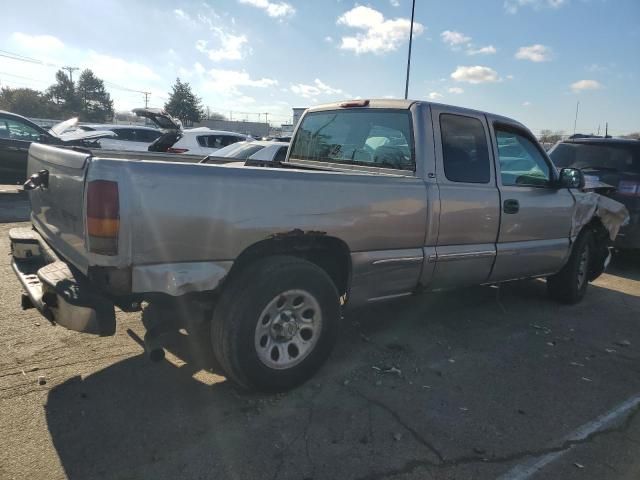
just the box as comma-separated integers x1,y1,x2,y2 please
211,255,340,391
547,230,593,304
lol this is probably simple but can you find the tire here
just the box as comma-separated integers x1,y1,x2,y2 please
211,255,340,391
547,230,593,304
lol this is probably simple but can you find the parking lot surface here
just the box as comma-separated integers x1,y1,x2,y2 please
1,190,639,480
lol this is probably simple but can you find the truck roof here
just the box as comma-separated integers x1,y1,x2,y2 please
306,99,527,130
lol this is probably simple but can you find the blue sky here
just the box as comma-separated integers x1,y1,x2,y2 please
1,0,638,134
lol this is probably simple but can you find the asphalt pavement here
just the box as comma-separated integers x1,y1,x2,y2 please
1,189,639,480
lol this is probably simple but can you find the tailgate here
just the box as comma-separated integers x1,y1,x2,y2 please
27,143,91,273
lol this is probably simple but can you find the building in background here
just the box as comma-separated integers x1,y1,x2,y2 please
292,108,307,128
192,119,269,138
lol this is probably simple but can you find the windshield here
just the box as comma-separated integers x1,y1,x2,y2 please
549,142,640,173
289,109,415,171
205,142,265,161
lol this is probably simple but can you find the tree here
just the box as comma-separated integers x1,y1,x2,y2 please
45,70,79,117
539,129,564,144
76,69,114,122
0,87,55,117
164,78,204,125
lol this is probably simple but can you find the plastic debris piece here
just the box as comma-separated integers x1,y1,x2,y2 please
581,377,593,382
605,348,617,354
448,358,456,363
615,340,631,347
546,341,556,347
574,463,585,469
37,375,46,386
570,361,585,367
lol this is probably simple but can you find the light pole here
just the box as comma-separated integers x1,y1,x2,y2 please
404,0,416,100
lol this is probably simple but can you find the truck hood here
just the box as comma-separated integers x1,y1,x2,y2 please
132,108,182,131
49,117,115,142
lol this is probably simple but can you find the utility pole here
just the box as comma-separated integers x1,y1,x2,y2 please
572,100,580,136
142,92,151,109
264,112,269,126
404,0,416,100
62,66,79,83
605,122,608,138
230,111,233,121
597,124,600,136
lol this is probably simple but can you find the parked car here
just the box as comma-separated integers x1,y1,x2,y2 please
0,110,114,184
80,125,162,152
10,99,627,392
548,137,640,249
132,108,247,156
201,140,289,166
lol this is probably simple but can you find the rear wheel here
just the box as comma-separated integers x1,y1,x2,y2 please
211,255,340,391
547,230,593,304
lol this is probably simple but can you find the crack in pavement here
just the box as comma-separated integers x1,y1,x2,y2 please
351,390,640,480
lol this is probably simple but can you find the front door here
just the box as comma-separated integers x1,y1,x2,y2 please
429,107,501,289
488,122,575,281
0,116,43,184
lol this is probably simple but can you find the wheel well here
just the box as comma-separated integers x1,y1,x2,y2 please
582,217,611,281
227,234,351,297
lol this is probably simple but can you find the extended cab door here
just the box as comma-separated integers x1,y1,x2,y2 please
488,121,574,281
429,107,500,289
0,115,44,184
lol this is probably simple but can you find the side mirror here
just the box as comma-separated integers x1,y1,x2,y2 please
558,167,585,189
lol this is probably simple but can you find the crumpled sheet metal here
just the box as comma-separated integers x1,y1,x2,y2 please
132,261,233,296
571,192,630,241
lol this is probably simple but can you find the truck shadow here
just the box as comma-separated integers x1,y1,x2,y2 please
608,251,640,281
0,191,30,223
44,281,640,480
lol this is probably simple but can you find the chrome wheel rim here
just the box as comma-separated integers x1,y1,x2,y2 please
254,289,322,370
577,243,589,290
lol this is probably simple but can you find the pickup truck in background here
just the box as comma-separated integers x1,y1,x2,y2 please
10,99,626,391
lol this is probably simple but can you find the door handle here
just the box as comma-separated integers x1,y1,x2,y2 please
503,199,519,214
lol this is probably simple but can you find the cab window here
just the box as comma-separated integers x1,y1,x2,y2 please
440,114,491,184
495,127,551,187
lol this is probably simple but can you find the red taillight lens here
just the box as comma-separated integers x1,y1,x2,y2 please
86,180,119,255
167,147,189,153
618,181,640,197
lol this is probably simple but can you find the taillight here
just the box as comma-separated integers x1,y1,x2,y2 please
86,180,119,255
167,147,189,153
340,99,370,108
618,181,640,197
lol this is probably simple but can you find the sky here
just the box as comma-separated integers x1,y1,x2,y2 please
0,0,638,134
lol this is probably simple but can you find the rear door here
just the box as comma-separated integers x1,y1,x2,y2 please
430,107,500,289
488,122,574,281
28,143,91,273
0,116,43,184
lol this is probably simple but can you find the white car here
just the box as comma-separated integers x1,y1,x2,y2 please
201,141,289,166
167,127,249,155
79,125,162,152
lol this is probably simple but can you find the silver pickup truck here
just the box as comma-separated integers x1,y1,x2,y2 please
10,99,623,391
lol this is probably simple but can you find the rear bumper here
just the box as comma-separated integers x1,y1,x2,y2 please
10,227,116,336
615,222,640,250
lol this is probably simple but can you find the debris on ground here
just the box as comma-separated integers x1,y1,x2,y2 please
372,365,402,376
448,358,456,363
37,375,46,386
360,334,371,343
581,377,593,382
570,361,585,367
530,324,552,334
473,447,486,455
574,462,585,469
546,341,556,347
393,433,403,441
615,339,631,347
343,379,350,386
605,348,617,354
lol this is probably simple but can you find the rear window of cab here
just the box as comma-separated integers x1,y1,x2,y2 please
290,109,415,171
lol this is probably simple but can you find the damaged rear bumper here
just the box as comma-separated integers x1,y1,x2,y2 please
10,227,116,336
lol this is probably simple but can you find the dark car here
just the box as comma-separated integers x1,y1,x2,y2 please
0,110,111,184
549,137,640,249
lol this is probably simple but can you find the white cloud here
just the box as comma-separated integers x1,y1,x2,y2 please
428,92,443,100
173,9,188,20
467,45,496,55
290,78,345,98
324,36,333,43
85,52,160,83
195,30,248,61
337,6,424,54
10,32,64,52
504,0,567,14
238,0,295,18
441,30,471,47
515,44,552,62
448,87,464,94
570,79,603,93
390,0,400,6
204,68,278,95
506,74,514,80
451,65,499,84
522,101,532,107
